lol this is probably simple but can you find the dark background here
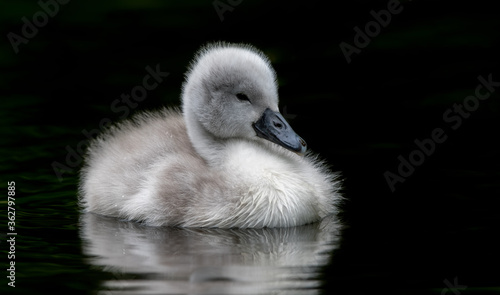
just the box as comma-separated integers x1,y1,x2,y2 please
1,0,499,294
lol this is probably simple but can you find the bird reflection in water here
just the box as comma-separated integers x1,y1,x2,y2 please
80,213,341,294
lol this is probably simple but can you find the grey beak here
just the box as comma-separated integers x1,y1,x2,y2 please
253,108,307,155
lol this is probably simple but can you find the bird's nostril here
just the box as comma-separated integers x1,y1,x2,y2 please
273,121,283,129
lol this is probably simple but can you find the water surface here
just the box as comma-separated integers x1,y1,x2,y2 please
80,214,340,294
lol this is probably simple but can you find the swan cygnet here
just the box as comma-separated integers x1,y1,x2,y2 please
79,43,342,228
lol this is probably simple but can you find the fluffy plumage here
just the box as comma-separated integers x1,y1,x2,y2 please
79,42,342,228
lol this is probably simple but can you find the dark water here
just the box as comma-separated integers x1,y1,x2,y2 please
1,1,500,294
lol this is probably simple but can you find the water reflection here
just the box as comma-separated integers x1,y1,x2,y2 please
80,213,341,294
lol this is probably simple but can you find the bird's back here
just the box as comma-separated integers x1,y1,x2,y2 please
79,108,202,217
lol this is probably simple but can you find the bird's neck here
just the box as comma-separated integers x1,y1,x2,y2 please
184,111,226,166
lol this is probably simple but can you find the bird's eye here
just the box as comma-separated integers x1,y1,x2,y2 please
236,93,250,102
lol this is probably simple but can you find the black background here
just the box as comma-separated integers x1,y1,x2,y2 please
1,0,499,294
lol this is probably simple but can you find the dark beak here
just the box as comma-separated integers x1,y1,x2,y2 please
252,108,307,155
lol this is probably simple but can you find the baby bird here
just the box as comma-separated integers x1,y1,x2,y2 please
79,43,342,228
